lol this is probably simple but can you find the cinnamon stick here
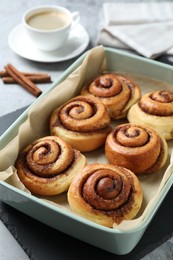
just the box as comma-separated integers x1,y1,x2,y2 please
0,70,49,77
4,64,42,97
2,75,51,84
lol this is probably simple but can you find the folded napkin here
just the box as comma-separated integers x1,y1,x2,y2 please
98,2,173,58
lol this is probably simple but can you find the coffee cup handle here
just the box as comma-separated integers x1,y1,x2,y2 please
71,11,80,29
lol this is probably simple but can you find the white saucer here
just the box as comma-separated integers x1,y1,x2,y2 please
8,23,90,62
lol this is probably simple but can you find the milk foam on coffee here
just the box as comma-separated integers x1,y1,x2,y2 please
26,11,70,30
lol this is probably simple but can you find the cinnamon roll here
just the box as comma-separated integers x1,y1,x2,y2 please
80,73,141,120
15,136,87,195
68,163,143,227
128,90,173,140
50,95,111,152
105,123,168,175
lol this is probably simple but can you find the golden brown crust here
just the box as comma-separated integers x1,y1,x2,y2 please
15,136,87,195
67,163,143,227
50,95,111,152
81,73,141,120
105,123,168,175
128,90,173,140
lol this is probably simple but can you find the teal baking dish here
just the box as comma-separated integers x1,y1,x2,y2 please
0,46,173,255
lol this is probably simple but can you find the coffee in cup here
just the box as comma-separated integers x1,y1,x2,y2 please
26,10,70,30
23,5,80,51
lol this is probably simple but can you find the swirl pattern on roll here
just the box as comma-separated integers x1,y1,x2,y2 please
105,123,168,174
16,136,86,195
50,95,111,152
80,73,141,120
128,90,173,140
57,95,110,132
68,164,143,227
139,90,173,116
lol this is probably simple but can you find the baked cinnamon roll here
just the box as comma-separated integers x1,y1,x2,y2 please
16,136,87,195
105,123,168,175
50,95,111,152
68,163,143,227
128,90,173,140
80,73,141,120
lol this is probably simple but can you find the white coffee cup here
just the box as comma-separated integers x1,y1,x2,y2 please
23,5,80,51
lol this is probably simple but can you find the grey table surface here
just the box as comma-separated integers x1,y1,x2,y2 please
0,0,173,259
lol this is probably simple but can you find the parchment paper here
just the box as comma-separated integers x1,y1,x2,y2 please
0,45,173,230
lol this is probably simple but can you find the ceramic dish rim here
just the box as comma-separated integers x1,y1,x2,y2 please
0,46,173,235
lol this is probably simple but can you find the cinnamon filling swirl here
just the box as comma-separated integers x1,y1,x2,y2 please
105,123,168,174
15,136,87,195
68,164,142,227
53,96,110,133
81,73,141,120
139,90,173,116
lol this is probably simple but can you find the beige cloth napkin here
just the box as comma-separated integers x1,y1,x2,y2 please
98,2,173,58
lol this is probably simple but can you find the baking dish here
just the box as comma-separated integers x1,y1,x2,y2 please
0,46,173,255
